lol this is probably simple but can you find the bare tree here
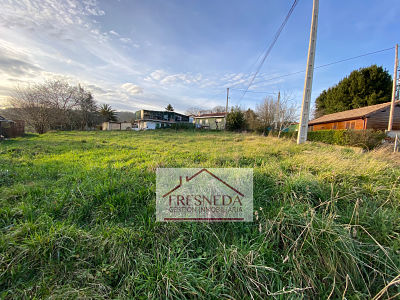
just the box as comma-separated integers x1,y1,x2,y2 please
256,92,298,135
185,106,202,116
211,106,226,113
42,80,81,129
256,96,276,131
9,85,53,134
8,80,99,133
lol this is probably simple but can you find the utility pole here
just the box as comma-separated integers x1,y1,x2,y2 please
388,44,398,132
225,87,229,130
275,91,280,130
225,88,229,113
297,0,319,144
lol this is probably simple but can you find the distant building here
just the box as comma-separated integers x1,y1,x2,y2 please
102,121,132,131
134,110,190,130
308,101,400,131
193,112,227,130
0,115,25,138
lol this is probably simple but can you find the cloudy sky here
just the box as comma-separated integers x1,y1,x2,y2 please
0,0,398,113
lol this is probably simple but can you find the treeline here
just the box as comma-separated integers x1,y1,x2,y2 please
6,80,115,134
315,65,392,118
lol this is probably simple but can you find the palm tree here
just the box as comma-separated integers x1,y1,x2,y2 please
100,104,117,122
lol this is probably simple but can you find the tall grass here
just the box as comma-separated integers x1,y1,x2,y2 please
0,130,399,298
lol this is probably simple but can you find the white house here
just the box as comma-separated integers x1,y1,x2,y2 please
102,121,132,131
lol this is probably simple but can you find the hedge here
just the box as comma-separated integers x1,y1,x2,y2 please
271,129,386,150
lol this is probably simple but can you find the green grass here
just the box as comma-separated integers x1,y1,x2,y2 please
0,130,399,299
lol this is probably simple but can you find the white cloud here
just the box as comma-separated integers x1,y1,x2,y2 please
145,69,168,81
145,69,206,86
119,37,131,43
121,83,143,95
109,30,120,36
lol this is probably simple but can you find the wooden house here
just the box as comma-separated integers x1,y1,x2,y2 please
0,115,25,138
308,101,400,131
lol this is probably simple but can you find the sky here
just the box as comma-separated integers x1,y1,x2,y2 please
0,0,399,115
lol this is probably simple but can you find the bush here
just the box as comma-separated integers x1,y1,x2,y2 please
169,123,195,130
226,106,246,131
275,129,386,150
308,130,386,149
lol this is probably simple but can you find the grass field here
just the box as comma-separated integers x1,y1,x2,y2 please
1,130,399,299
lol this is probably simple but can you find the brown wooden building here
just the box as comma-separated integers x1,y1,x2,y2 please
0,115,25,138
309,101,400,131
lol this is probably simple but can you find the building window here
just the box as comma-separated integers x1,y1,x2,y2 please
345,122,350,129
205,119,209,124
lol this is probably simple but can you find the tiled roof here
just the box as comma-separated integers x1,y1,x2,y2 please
309,101,399,125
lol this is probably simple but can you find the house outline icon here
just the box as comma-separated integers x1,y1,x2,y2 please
162,168,244,198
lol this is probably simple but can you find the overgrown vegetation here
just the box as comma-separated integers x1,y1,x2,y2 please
0,131,399,298
277,129,386,150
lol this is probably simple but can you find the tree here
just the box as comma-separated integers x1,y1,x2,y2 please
8,80,95,133
226,106,245,131
185,107,202,115
7,80,101,133
256,96,276,131
256,93,297,135
244,109,260,131
76,87,98,130
165,104,174,111
8,85,52,134
211,106,226,113
117,111,136,122
315,65,392,117
100,104,117,122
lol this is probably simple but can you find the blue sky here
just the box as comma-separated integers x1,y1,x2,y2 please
0,0,398,114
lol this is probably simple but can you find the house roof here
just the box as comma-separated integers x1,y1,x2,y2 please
0,115,13,122
309,101,399,125
194,112,227,119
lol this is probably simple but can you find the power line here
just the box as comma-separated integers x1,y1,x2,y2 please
230,88,276,94
226,46,395,106
252,46,395,86
238,0,299,101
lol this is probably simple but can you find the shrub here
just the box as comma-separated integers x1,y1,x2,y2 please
308,130,386,150
226,106,246,131
169,123,195,130
275,129,386,150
